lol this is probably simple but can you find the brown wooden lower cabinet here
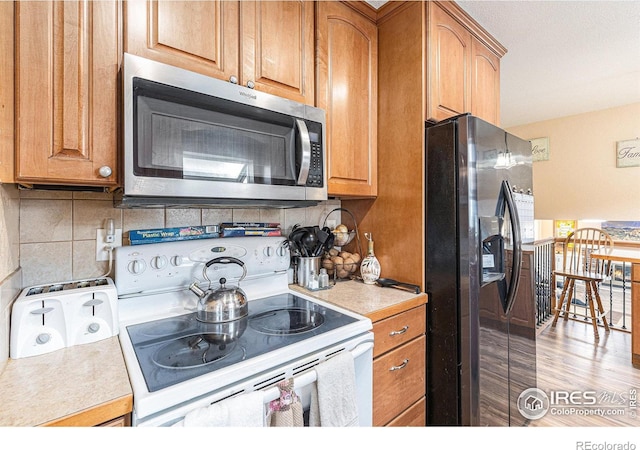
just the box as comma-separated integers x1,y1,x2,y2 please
99,414,131,427
386,397,426,427
372,304,426,426
43,395,133,427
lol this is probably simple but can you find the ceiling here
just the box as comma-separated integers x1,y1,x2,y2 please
366,1,640,128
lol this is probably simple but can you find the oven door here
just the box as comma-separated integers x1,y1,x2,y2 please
122,53,327,204
134,333,373,427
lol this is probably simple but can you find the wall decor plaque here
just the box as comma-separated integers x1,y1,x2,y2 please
530,137,549,162
616,138,640,168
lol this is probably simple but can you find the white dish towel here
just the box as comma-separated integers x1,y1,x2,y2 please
309,351,359,427
174,391,265,427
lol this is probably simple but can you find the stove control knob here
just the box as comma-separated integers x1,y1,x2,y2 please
88,323,100,334
150,255,168,270
276,245,288,257
171,255,183,266
36,333,51,345
127,259,147,275
263,246,274,257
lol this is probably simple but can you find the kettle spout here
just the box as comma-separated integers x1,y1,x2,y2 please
189,282,206,299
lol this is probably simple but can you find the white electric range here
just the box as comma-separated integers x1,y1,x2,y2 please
114,236,373,426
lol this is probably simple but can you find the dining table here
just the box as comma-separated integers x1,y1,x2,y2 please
591,248,640,368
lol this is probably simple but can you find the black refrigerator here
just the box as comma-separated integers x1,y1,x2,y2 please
425,114,537,426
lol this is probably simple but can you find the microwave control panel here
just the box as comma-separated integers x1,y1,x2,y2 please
306,121,324,187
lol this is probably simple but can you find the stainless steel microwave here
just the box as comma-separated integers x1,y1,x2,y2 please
116,53,327,208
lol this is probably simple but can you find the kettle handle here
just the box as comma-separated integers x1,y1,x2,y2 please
203,257,247,283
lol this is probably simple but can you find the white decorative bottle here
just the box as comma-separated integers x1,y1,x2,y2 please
360,232,381,285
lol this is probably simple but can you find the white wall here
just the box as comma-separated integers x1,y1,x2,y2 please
508,102,640,221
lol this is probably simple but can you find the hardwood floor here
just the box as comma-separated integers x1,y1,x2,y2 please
531,320,640,426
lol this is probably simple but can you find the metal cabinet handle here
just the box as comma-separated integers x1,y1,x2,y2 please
389,359,409,371
246,80,255,89
229,75,238,84
389,325,409,336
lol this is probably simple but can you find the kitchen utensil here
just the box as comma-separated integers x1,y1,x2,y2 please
323,232,335,253
296,256,321,287
289,227,309,256
375,278,421,294
189,257,248,323
301,230,318,257
314,227,331,256
188,316,248,347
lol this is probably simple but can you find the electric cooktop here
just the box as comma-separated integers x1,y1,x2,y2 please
126,293,358,392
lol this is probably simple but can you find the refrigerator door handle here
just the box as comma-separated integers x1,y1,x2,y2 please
499,180,523,314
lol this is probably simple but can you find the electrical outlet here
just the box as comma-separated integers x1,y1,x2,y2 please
96,228,123,261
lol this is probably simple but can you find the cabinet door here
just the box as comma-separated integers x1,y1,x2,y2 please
15,1,120,186
241,1,315,105
386,397,426,427
373,335,426,426
427,3,471,122
372,305,426,358
317,1,377,197
471,37,501,125
0,1,14,183
125,0,240,83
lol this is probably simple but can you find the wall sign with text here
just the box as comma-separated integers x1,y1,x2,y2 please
530,137,549,162
616,138,640,168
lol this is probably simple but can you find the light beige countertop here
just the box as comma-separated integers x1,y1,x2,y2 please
0,282,424,427
290,280,428,322
0,336,132,426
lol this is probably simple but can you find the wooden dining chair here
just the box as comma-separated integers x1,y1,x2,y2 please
551,228,614,340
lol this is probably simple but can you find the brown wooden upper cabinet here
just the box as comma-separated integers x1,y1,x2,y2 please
426,2,504,126
316,1,378,198
0,2,14,184
14,0,121,187
125,0,315,106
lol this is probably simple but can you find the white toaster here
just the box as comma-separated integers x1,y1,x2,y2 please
10,278,119,359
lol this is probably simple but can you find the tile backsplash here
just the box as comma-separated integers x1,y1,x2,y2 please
0,186,341,365
18,189,342,287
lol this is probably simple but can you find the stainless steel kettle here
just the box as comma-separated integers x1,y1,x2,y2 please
189,257,248,323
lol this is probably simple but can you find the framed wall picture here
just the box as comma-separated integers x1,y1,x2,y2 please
530,137,549,162
554,220,576,238
616,138,640,168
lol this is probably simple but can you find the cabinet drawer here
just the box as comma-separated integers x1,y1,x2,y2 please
99,415,130,427
373,335,426,426
373,305,425,358
386,397,426,427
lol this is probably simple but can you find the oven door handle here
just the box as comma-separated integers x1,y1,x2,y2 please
261,339,374,403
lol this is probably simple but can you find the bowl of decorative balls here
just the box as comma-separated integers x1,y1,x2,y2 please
321,248,362,280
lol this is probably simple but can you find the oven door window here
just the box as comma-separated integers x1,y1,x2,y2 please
133,78,297,186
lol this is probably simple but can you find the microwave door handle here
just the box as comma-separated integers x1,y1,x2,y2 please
295,119,311,186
